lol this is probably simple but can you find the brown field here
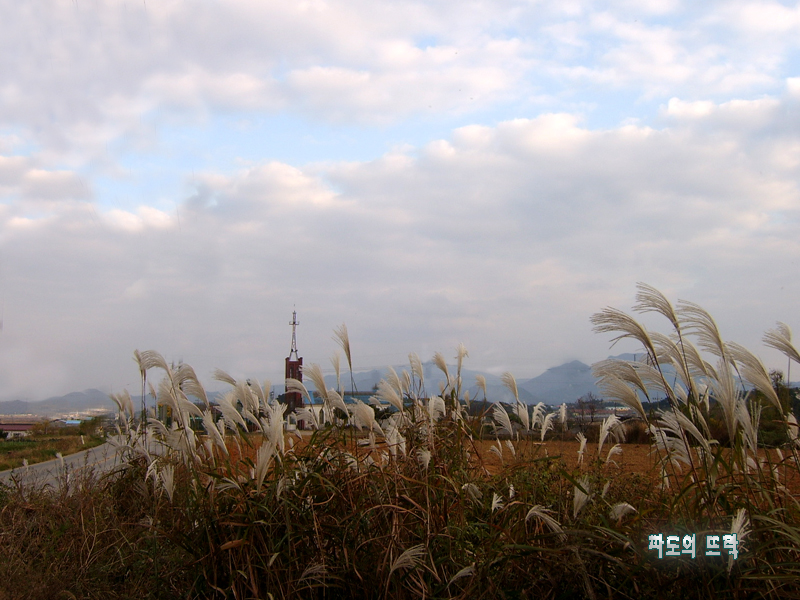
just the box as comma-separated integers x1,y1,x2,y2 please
260,432,800,495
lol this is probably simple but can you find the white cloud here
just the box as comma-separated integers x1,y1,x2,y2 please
2,92,799,400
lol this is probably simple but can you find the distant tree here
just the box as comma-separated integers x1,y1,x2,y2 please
30,419,53,436
79,416,104,436
576,392,603,433
0,429,7,440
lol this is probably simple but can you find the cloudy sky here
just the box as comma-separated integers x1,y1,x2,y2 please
1,0,799,401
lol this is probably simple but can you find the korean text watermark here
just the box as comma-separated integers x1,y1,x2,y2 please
648,534,739,559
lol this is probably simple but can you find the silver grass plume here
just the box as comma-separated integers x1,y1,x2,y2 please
729,509,750,573
327,389,349,415
428,395,446,424
305,363,329,405
448,565,476,587
351,399,379,433
417,448,431,470
526,505,566,541
236,379,259,415
386,366,404,397
299,563,328,586
110,390,135,421
531,402,546,430
501,372,519,404
263,402,287,453
255,441,276,492
295,405,320,429
332,323,352,370
202,410,228,455
591,306,658,365
377,380,404,412
513,401,530,432
488,442,503,463
609,502,637,522
764,322,800,365
788,414,800,448
216,391,248,432
433,351,450,384
573,476,592,519
504,439,516,458
598,414,624,457
559,403,567,426
402,371,412,398
540,412,555,442
260,379,272,410
456,343,468,397
174,363,209,408
137,349,172,375
332,323,356,392
677,299,730,362
709,358,741,445
160,465,175,502
389,544,425,576
384,424,406,458
738,399,760,459
409,353,424,394
331,352,342,393
605,443,622,466
728,341,783,412
651,332,695,396
476,374,487,400
492,404,514,437
286,378,314,406
249,377,265,408
592,359,649,420
212,368,237,387
576,431,587,466
462,482,482,503
491,492,504,512
633,282,680,329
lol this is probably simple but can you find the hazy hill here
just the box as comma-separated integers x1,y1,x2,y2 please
517,360,601,404
0,389,116,417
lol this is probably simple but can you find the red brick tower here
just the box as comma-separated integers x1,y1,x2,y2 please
284,310,303,415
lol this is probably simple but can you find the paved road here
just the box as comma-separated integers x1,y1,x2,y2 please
0,439,124,489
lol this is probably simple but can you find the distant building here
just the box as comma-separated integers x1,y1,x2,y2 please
284,311,305,427
0,416,39,438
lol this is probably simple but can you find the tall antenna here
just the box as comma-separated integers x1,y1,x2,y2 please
289,310,299,360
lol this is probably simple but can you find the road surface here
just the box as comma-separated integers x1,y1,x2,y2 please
0,437,134,489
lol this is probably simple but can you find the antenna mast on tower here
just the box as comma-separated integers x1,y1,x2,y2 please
289,310,299,360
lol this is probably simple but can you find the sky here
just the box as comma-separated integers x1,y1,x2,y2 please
1,0,800,401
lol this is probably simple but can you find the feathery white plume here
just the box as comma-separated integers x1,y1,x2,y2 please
526,505,566,541
491,492,504,512
576,431,587,466
389,544,425,576
492,405,514,437
609,502,637,522
540,412,555,442
573,477,592,519
501,372,519,404
475,374,487,399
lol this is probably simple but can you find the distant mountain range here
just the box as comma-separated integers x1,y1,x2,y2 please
2,354,794,415
318,359,603,405
0,389,118,417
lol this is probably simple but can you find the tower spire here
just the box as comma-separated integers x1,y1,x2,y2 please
289,309,299,360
